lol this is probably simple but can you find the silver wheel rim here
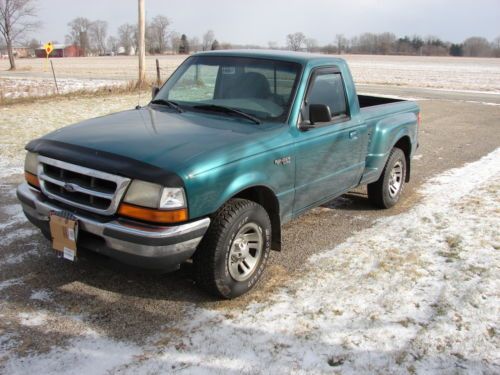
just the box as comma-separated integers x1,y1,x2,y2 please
228,223,263,282
388,160,404,198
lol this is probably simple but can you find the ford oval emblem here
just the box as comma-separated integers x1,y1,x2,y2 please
63,183,77,193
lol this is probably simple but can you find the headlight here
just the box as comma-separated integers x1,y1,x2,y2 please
24,152,38,175
24,151,40,188
123,180,186,209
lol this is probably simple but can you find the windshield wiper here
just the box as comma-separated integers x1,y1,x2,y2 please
150,99,184,113
193,104,261,125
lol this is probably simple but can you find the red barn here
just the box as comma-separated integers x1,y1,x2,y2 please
35,44,82,58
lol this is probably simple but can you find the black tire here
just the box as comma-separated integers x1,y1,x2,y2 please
193,198,271,299
368,147,407,209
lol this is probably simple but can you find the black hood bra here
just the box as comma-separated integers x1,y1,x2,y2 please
26,138,184,188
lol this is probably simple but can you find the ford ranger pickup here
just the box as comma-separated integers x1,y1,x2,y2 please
17,50,420,298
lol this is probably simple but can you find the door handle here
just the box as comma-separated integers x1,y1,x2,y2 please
349,130,359,139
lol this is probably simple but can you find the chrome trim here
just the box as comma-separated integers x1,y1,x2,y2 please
17,183,210,258
39,173,115,200
37,155,130,215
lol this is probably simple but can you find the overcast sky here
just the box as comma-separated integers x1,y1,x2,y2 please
36,0,500,46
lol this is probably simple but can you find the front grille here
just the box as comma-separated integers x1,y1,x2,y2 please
38,156,131,215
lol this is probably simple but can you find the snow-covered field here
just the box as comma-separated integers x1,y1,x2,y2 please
346,55,500,93
1,55,499,100
2,148,499,374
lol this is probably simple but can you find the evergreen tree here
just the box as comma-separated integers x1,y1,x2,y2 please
179,34,190,54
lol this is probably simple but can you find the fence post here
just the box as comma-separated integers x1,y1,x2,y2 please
156,58,161,86
50,60,59,94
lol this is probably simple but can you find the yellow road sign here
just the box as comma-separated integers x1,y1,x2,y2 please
44,42,54,56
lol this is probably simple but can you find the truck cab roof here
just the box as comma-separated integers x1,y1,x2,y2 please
193,49,347,68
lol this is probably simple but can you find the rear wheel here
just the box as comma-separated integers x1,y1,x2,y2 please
193,198,271,299
368,147,406,209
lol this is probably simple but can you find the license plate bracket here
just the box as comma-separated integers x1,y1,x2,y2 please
49,211,79,261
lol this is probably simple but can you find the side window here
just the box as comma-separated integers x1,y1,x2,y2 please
305,73,347,121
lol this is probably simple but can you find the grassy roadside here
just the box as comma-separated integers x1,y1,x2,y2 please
0,79,156,107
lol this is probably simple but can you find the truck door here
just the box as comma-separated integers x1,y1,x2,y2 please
293,68,366,214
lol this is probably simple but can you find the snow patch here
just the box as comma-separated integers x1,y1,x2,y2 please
18,312,48,327
0,277,24,291
0,227,38,247
465,100,500,106
4,331,142,375
30,289,52,302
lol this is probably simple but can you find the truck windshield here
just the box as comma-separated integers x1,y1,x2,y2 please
156,55,302,123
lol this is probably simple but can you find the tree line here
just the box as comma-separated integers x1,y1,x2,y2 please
1,0,500,71
285,32,500,57
64,16,223,56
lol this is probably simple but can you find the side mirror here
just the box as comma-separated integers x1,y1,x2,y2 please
151,86,160,99
309,104,332,124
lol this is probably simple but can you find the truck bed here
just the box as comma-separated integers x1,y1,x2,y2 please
358,94,404,108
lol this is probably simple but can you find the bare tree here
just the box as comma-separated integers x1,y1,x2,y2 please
321,43,337,54
268,41,278,49
118,23,135,55
189,36,200,52
149,15,170,54
66,17,92,56
170,31,181,54
378,32,396,54
355,33,378,54
305,37,318,52
286,32,306,51
335,34,348,54
89,20,107,55
0,0,40,70
463,36,492,57
492,36,500,58
27,37,38,48
202,30,215,51
106,35,118,54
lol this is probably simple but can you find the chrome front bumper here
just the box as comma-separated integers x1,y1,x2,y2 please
17,183,210,270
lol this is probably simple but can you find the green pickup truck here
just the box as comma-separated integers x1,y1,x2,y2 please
17,50,420,298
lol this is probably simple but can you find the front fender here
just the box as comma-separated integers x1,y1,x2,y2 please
185,151,295,220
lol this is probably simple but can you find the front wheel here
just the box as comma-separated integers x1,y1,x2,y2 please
368,147,407,209
193,198,271,299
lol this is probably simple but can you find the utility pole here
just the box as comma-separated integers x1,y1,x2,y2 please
138,0,146,85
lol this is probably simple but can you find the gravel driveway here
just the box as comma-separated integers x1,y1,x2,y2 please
0,86,499,372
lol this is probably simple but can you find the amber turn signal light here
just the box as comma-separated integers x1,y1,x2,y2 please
25,171,40,188
118,203,188,224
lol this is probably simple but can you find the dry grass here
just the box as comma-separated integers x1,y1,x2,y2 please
0,79,155,106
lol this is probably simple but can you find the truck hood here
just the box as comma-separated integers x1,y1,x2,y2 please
39,106,288,179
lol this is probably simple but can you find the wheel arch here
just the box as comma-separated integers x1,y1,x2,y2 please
393,136,412,182
231,185,282,251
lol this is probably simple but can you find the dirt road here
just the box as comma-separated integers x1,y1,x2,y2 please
0,87,499,368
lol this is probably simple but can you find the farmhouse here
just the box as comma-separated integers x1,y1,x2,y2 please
0,46,33,58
